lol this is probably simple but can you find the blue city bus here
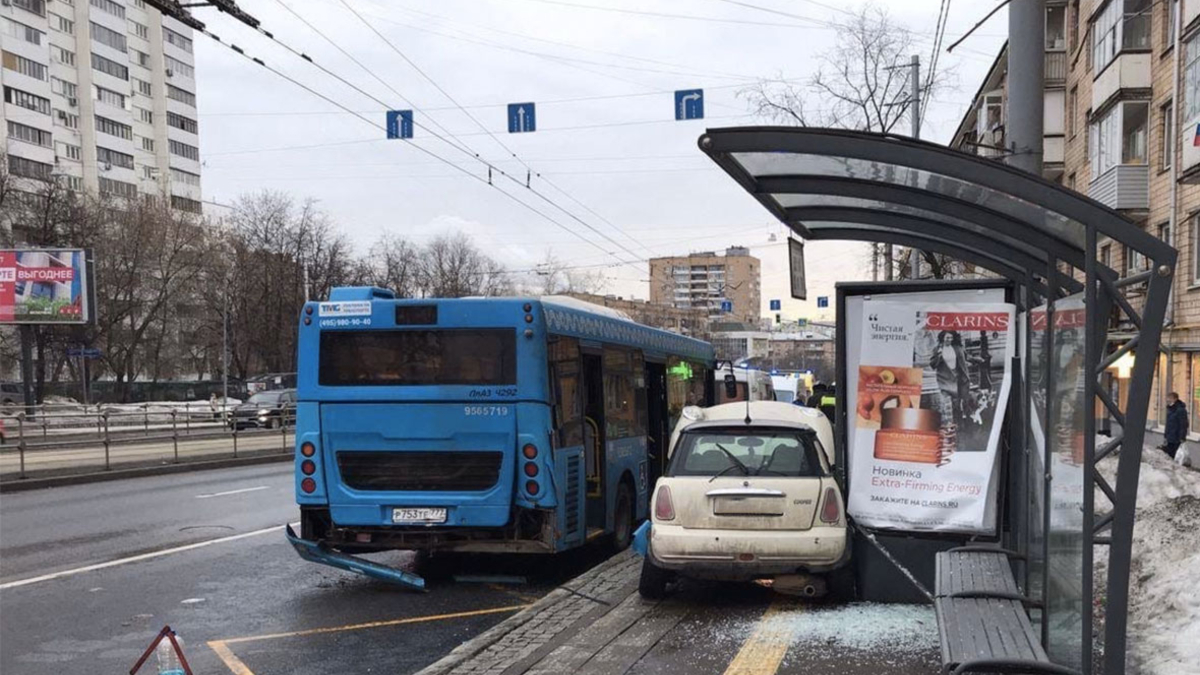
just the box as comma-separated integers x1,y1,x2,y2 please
288,287,714,583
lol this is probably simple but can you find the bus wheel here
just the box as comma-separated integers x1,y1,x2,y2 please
613,482,634,551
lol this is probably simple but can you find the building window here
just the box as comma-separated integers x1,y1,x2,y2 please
164,55,194,79
4,18,45,45
96,146,135,169
53,46,76,67
1092,0,1152,72
11,0,46,18
1068,87,1078,138
1165,0,1179,47
1161,102,1174,170
7,120,52,148
137,107,154,124
92,53,129,81
1126,243,1148,275
142,165,155,179
95,115,133,140
8,154,54,180
52,77,78,99
90,21,128,53
99,176,137,198
1068,172,1077,190
171,167,201,186
1101,243,1112,269
62,175,83,191
131,49,150,68
129,19,149,40
1046,5,1065,50
57,142,82,161
141,136,154,151
2,51,48,81
89,0,126,20
133,78,152,96
1193,215,1200,283
169,139,200,161
1090,101,1149,176
95,86,126,109
163,27,194,54
167,84,196,107
171,195,202,214
166,111,198,134
55,110,79,129
49,12,73,34
4,86,51,115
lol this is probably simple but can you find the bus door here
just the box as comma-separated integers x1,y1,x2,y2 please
582,350,606,530
645,361,667,484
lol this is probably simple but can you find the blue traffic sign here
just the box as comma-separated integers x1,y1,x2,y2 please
674,89,704,120
817,296,829,308
720,299,733,313
797,318,808,327
769,299,781,311
508,103,536,133
386,110,413,139
67,347,102,358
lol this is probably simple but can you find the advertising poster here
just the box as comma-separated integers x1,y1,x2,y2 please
848,300,1016,533
0,249,91,324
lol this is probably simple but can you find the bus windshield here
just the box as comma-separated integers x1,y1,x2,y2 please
319,329,517,386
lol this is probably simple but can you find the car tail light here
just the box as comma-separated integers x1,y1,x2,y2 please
820,486,841,523
301,477,316,493
301,460,316,475
654,485,675,520
525,480,538,495
300,442,316,457
522,444,537,459
523,462,538,477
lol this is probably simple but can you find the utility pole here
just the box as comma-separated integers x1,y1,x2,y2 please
1007,0,1045,175
908,54,922,280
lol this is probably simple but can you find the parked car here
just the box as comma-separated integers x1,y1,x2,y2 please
229,389,296,430
637,400,851,599
0,383,21,408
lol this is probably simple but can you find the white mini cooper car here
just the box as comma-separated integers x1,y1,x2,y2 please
638,400,850,599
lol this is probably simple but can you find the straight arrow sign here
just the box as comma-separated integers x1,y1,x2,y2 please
508,103,536,133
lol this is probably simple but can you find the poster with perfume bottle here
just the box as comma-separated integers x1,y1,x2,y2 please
847,299,1016,533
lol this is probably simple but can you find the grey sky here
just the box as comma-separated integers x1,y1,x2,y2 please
195,0,1007,320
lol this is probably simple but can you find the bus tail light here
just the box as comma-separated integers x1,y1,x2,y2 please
301,460,316,475
820,487,841,523
654,485,675,520
301,477,317,493
523,462,539,477
525,480,539,495
301,442,316,457
522,444,537,459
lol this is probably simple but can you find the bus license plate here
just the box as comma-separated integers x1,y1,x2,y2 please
392,507,447,524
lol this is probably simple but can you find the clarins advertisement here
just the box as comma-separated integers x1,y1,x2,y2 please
847,300,1016,533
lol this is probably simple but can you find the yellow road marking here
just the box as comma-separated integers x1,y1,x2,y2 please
209,604,528,675
208,641,255,675
486,583,541,603
722,600,801,675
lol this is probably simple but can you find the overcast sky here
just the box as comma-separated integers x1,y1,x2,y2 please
194,0,1009,322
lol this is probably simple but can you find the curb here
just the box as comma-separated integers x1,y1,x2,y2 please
417,551,639,675
0,452,292,493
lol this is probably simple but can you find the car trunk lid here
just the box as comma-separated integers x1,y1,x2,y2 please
663,475,824,530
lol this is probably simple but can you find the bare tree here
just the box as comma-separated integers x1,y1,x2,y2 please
418,232,512,298
531,251,607,296
363,233,421,297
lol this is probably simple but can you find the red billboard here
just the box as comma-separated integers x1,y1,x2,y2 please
0,249,93,324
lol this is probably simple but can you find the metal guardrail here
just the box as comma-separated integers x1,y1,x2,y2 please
1,403,296,480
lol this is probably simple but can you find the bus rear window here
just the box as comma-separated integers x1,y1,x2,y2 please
319,329,516,386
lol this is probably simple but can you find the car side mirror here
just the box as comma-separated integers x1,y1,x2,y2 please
723,373,738,399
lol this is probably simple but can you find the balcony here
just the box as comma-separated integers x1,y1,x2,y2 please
1092,53,1151,110
1044,136,1064,165
1089,164,1149,210
1045,51,1066,84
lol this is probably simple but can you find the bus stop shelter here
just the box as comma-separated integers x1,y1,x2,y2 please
699,127,1176,675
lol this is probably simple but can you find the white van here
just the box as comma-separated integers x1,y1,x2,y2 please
717,368,775,404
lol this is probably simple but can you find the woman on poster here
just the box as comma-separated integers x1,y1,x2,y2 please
930,330,972,436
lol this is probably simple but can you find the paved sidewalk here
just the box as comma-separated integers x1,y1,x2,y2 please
418,552,940,675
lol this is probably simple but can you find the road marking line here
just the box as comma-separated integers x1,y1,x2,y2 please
196,486,270,499
219,604,529,645
0,523,295,591
722,600,801,675
208,640,256,675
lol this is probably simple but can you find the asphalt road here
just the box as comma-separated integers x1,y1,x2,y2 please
0,464,606,675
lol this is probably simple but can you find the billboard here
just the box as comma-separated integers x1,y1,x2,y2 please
0,249,93,324
788,238,806,300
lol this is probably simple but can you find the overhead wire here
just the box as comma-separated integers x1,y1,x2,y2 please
921,0,951,126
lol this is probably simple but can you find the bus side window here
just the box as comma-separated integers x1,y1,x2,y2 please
549,337,583,448
603,346,646,440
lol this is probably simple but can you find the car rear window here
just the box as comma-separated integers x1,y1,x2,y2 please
669,427,823,477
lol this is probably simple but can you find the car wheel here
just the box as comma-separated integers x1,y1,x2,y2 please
267,417,279,430
638,554,670,599
612,482,634,551
826,566,856,602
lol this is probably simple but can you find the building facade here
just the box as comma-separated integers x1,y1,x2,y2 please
2,0,202,226
564,293,711,339
648,246,762,325
952,0,1200,431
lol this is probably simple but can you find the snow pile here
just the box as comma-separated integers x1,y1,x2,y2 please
1096,449,1200,675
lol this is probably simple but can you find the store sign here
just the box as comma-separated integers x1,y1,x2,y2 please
0,249,92,324
847,299,1016,533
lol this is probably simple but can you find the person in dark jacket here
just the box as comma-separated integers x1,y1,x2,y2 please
1163,392,1188,460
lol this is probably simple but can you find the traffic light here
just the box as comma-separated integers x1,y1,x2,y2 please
775,313,781,324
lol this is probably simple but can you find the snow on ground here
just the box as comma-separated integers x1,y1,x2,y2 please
1096,447,1200,675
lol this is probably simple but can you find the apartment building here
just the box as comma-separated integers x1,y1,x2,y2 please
648,246,762,325
951,0,1200,430
1,0,202,224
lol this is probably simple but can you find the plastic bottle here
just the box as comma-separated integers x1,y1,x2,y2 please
156,635,185,675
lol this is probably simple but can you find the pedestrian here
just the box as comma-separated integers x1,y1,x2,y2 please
1163,392,1188,460
805,382,826,409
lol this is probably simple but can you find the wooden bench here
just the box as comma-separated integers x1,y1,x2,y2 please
934,547,1080,675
